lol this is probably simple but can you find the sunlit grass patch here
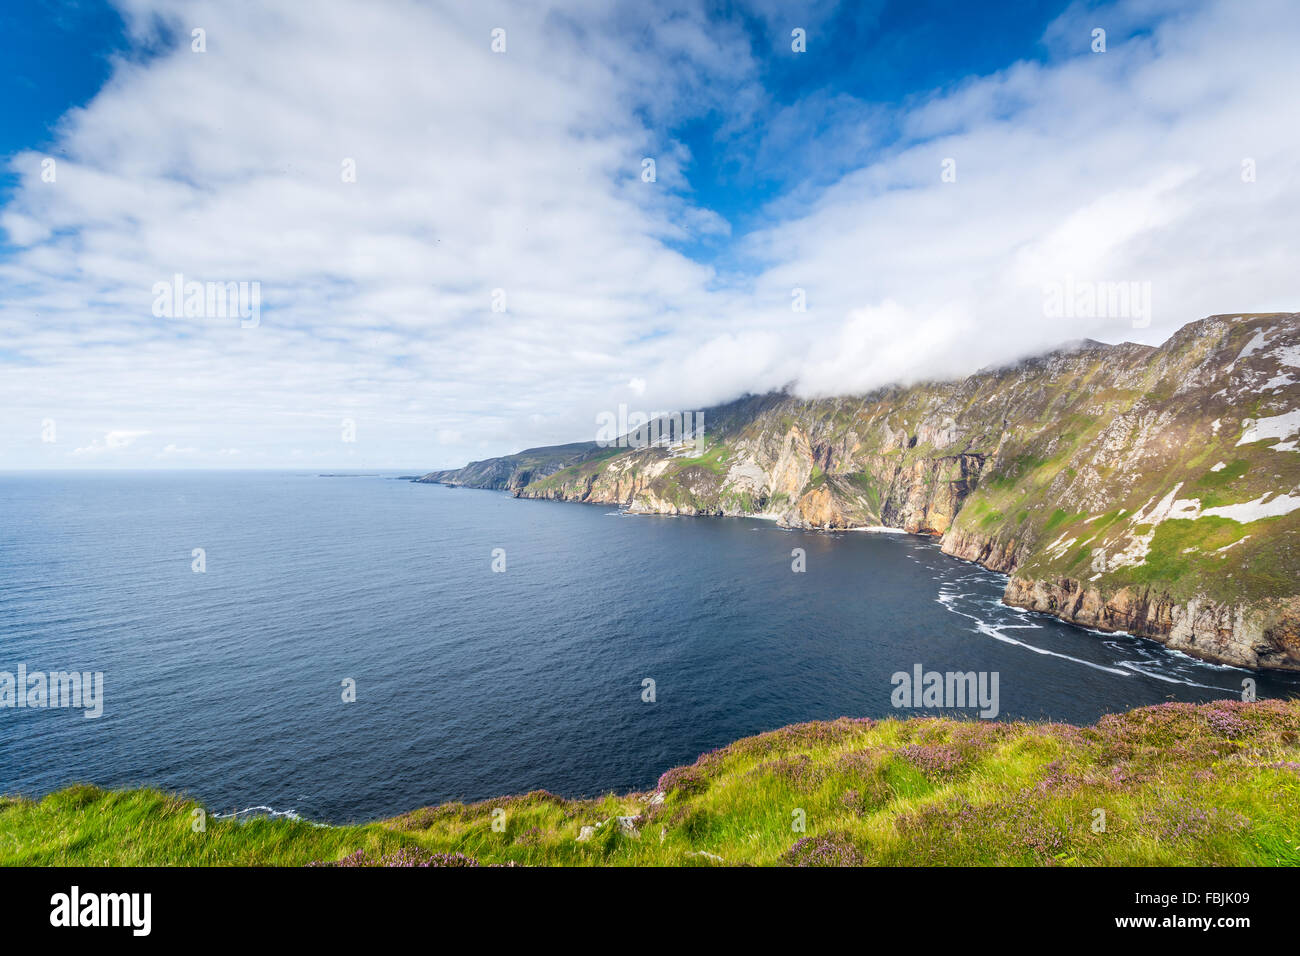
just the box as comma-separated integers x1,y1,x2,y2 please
4,701,1297,867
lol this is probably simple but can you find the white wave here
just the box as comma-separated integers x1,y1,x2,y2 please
213,805,332,828
1114,661,1225,690
1082,625,1132,637
939,585,1130,675
972,620,1133,675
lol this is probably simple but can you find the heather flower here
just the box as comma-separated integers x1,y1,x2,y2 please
656,766,708,797
838,788,885,817
1141,792,1252,842
731,718,870,759
1206,708,1249,737
392,803,474,830
948,719,1009,748
835,749,886,777
309,847,482,867
514,826,543,847
1035,760,1079,794
896,790,1066,864
895,744,965,780
783,831,864,867
753,753,823,790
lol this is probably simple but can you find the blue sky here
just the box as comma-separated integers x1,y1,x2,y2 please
1,0,1297,469
4,1,1073,244
673,0,1066,235
0,3,123,192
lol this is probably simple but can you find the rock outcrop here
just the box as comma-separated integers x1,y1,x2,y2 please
419,313,1300,671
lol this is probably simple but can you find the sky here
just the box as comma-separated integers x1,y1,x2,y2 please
0,0,1296,470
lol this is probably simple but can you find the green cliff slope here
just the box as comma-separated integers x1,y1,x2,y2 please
4,700,1297,866
419,314,1300,670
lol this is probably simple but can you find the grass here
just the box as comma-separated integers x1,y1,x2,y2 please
4,700,1298,866
671,441,731,476
1124,516,1253,583
986,453,1051,490
1104,515,1296,603
1043,507,1086,536
1193,459,1250,508
522,446,626,493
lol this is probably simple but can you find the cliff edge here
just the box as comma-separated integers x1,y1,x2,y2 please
419,313,1300,671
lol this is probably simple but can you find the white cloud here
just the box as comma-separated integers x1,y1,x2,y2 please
73,429,151,455
1,0,1297,469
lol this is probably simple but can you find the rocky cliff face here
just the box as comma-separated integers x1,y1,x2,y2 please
1003,578,1300,671
419,441,604,491
419,313,1300,672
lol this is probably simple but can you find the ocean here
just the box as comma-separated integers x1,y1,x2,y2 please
2,471,1296,822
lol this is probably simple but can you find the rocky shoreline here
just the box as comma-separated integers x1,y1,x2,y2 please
1002,575,1300,672
419,313,1300,672
424,477,1300,672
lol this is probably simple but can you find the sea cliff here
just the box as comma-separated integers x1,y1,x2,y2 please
420,313,1300,671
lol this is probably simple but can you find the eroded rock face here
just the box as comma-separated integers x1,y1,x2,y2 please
1003,577,1300,672
793,486,840,529
420,313,1300,671
878,454,984,534
769,428,816,504
940,528,1022,574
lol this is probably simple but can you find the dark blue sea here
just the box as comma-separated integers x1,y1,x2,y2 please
2,471,1297,822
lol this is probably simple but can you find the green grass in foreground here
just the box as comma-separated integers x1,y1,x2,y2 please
3,699,1299,866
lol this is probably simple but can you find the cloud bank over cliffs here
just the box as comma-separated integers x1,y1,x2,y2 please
1,0,1297,468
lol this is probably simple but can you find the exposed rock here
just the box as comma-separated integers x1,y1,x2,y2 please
686,850,725,863
1004,577,1300,671
418,313,1300,671
578,816,641,840
940,528,1023,574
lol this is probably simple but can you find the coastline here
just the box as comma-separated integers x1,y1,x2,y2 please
415,478,1299,673
6,698,1297,866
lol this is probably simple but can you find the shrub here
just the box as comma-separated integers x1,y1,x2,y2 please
783,831,864,867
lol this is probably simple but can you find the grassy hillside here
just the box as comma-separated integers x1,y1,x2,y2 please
417,314,1300,670
4,699,1298,866
417,441,609,491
